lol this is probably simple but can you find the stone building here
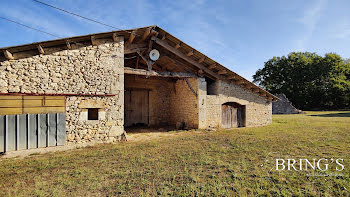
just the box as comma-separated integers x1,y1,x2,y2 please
272,94,301,114
0,26,278,150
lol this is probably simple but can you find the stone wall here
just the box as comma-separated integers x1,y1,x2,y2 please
272,94,301,114
204,80,272,128
169,78,199,129
198,78,207,129
0,38,124,144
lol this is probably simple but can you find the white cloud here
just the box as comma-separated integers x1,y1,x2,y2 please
295,0,327,50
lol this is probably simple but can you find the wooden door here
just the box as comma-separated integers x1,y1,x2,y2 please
237,106,245,127
222,104,238,129
125,89,149,127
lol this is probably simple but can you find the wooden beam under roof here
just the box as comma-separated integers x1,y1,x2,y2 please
198,57,205,64
198,69,204,76
227,75,237,80
91,36,97,46
139,27,152,43
252,88,260,93
124,67,196,78
124,43,148,54
161,64,171,71
65,40,71,49
128,31,136,44
152,36,220,79
161,33,166,40
112,33,119,42
208,63,216,70
245,84,252,89
175,42,181,49
37,45,45,54
163,55,198,75
235,80,245,85
3,50,14,60
151,29,158,36
218,70,227,75
186,50,194,57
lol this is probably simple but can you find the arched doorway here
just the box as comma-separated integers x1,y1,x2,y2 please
221,102,245,128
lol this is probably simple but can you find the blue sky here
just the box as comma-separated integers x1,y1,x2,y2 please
1,0,350,81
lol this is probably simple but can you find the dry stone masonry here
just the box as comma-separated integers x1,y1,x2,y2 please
202,80,272,128
272,94,302,114
0,38,125,144
0,26,276,147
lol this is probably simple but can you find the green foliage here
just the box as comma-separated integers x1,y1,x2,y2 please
253,52,350,110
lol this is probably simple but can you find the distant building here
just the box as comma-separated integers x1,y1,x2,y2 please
272,94,301,114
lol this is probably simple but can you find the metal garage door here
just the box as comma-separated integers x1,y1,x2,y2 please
0,95,66,153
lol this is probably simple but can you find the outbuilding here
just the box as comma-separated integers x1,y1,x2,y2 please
0,26,277,152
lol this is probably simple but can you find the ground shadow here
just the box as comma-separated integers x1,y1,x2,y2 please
125,125,176,133
308,112,350,117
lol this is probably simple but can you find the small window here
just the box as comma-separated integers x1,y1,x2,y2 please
88,108,99,120
207,78,218,95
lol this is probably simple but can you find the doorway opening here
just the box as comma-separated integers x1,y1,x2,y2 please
221,102,245,128
124,89,150,127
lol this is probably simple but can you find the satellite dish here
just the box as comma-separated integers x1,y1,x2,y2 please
149,49,160,61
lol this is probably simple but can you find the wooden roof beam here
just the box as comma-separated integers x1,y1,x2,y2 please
150,29,159,37
152,36,220,79
252,88,260,93
186,50,194,57
198,69,204,76
235,80,245,85
245,84,252,89
198,57,205,64
227,75,237,80
161,33,166,40
3,50,14,60
218,70,227,75
175,42,181,49
37,45,45,54
124,43,148,54
128,31,136,44
161,64,171,71
112,33,120,42
65,40,71,49
260,92,267,97
125,67,196,78
91,36,97,46
164,56,198,75
139,27,152,43
208,63,216,69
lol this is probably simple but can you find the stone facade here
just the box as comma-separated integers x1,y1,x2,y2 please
272,94,301,114
125,75,273,129
170,78,199,129
0,38,125,144
0,33,274,146
200,80,272,128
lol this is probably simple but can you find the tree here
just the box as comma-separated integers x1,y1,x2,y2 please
253,52,350,110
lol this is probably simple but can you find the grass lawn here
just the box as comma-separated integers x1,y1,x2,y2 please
0,111,349,196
